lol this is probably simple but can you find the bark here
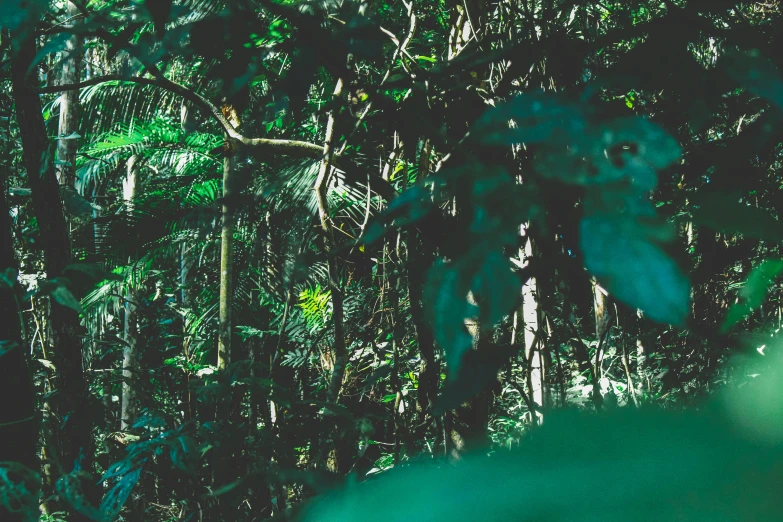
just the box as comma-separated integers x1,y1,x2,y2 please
180,240,195,422
410,140,439,419
0,174,39,522
592,278,612,408
121,157,139,430
315,79,346,405
56,1,83,188
217,137,236,371
12,35,95,519
312,79,348,472
520,233,543,417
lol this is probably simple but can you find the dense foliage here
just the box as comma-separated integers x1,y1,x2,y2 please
2,0,783,520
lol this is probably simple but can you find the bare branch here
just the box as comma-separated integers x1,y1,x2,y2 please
38,75,328,157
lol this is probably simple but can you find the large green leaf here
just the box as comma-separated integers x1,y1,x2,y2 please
99,467,142,522
723,48,783,112
470,250,519,325
425,249,519,376
299,403,783,521
2,0,46,34
580,214,689,326
723,259,783,332
474,92,586,146
424,261,474,374
536,117,680,190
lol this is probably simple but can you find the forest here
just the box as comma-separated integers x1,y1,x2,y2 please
2,0,783,520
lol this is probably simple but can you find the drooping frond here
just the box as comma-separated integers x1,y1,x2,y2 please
76,116,222,194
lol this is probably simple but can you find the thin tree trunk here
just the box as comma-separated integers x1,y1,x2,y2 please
518,227,543,422
180,239,195,422
592,278,612,408
121,157,139,430
12,34,95,520
0,173,39,522
315,78,346,405
217,136,236,371
213,134,238,506
410,140,439,420
56,1,82,188
313,78,347,471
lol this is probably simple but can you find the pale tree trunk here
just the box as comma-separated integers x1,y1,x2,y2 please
179,94,195,416
213,134,239,504
0,176,39,522
514,225,543,423
217,138,236,371
180,239,195,421
316,79,346,405
12,35,95,521
592,278,612,408
57,1,83,188
121,157,139,430
313,78,348,472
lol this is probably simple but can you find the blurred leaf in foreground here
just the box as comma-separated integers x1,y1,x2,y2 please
299,392,783,522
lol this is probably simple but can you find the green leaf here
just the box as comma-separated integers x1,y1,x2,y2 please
0,462,41,522
475,92,586,146
0,268,18,289
723,259,783,331
424,261,474,374
51,286,83,313
537,117,680,190
298,406,783,522
723,48,783,112
99,467,141,522
1,0,47,34
170,436,199,473
580,214,689,326
470,251,519,325
692,193,783,241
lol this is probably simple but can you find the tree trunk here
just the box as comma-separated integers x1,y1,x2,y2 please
12,35,95,519
313,79,348,472
56,1,83,188
0,173,39,522
592,278,612,408
410,140,439,420
121,157,139,430
520,232,543,419
217,137,236,371
316,79,346,406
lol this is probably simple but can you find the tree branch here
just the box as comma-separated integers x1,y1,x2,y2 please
37,75,329,157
